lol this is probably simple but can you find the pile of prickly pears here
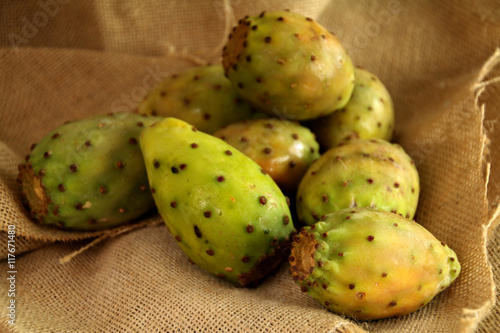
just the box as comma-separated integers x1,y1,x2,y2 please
17,9,460,321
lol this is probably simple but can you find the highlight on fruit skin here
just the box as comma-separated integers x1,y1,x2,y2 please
289,208,461,320
140,117,296,287
222,10,355,121
17,112,161,231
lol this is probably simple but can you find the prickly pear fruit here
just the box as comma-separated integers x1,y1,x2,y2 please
309,67,395,150
137,64,260,134
289,208,461,320
17,113,161,230
213,118,320,192
222,11,355,121
140,117,296,287
296,139,419,225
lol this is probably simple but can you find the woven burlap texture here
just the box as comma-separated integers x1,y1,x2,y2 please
1,1,500,332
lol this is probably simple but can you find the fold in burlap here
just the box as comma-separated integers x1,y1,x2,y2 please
1,1,500,332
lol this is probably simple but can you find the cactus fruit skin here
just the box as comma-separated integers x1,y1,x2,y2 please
17,113,161,230
296,139,419,226
140,117,296,287
289,208,461,320
137,64,260,134
213,118,320,192
222,11,355,121
310,67,395,150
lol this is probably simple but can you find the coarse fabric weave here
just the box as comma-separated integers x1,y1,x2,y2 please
1,1,500,332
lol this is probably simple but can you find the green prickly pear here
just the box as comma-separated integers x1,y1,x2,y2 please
296,139,419,225
309,67,395,150
213,118,320,192
289,208,461,320
17,112,161,230
139,117,296,287
222,11,355,121
137,64,261,134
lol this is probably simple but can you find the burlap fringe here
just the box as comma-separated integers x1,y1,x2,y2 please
58,218,162,264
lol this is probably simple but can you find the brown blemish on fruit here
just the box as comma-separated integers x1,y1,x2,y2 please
174,235,181,242
289,160,296,168
129,138,137,145
277,59,285,65
246,225,254,233
310,55,316,61
283,215,290,225
338,252,344,257
322,194,328,202
170,201,177,208
225,150,232,155
204,210,212,218
75,202,83,210
367,235,374,241
388,301,397,307
241,256,250,263
151,188,156,194
194,225,202,238
356,292,365,300
171,166,179,173
58,184,65,192
263,147,272,154
99,186,107,194
137,122,144,127
118,207,125,213
69,164,78,172
349,284,355,290
382,272,388,277
116,161,124,169
180,164,186,170
265,36,272,43
259,196,267,205
367,178,373,184
206,249,214,256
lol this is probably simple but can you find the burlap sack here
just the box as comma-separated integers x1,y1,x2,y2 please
1,1,499,332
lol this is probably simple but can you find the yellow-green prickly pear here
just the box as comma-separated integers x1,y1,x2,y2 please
296,138,419,225
289,208,461,320
309,67,395,150
140,117,296,287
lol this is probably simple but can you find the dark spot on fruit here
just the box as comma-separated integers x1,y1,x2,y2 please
25,155,30,161
194,225,202,238
310,147,315,153
389,301,397,307
237,83,244,89
116,161,124,169
382,272,388,277
43,152,51,159
118,207,125,213
175,235,181,242
291,133,298,140
204,210,212,218
277,59,285,65
394,182,400,188
264,36,271,43
367,178,373,184
99,186,107,194
367,235,374,241
240,136,248,142
324,301,330,306
137,122,144,127
241,256,250,263
301,286,308,293
58,184,65,192
322,232,328,238
51,133,60,139
180,164,186,170
277,16,284,21
289,160,296,168
310,55,316,61
306,17,313,21
346,216,351,220
261,168,267,175
191,143,198,148
206,249,214,256
84,140,91,147
217,176,225,182
259,196,267,205
75,202,83,210
393,223,399,227
246,225,254,233
263,147,272,155
38,169,46,177
286,197,290,206
183,98,190,105
170,201,177,208
171,166,179,174
160,91,166,96
356,292,365,300
252,25,257,30
338,252,344,257
69,164,77,172
349,284,355,290
30,143,36,150
129,138,137,145
406,213,410,218
283,215,290,225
